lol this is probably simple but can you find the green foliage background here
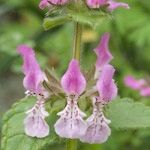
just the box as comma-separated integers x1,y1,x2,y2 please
0,0,150,149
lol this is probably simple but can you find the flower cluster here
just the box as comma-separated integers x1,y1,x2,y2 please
18,33,117,143
39,0,129,11
124,75,150,97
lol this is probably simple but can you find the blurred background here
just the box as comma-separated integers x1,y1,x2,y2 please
0,0,150,149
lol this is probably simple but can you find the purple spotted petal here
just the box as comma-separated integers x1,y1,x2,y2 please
140,87,150,97
108,0,129,11
61,59,86,95
124,75,146,90
80,98,111,144
17,45,44,94
94,33,113,78
24,115,49,138
97,64,117,102
54,98,87,139
24,101,49,138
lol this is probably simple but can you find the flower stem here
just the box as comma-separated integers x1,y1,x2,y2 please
66,139,77,150
73,22,82,61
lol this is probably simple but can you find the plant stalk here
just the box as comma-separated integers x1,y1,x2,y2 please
73,22,82,61
66,139,77,150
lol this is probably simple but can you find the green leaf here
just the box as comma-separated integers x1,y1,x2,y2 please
1,97,63,150
108,98,150,129
43,16,70,30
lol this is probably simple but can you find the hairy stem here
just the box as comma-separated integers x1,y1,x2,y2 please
66,139,77,150
73,22,83,61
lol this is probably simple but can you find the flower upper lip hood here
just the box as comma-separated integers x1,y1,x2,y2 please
96,64,118,102
94,33,113,71
17,44,44,94
61,59,86,95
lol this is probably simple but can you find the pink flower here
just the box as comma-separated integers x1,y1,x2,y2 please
108,0,130,11
94,33,113,79
87,0,129,11
97,64,118,102
39,0,68,9
80,97,111,144
17,45,44,94
54,59,87,139
140,87,150,97
18,45,49,138
24,99,49,138
49,0,68,5
124,75,146,90
86,0,107,9
39,0,50,9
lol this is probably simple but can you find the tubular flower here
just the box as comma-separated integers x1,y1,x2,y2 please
94,33,113,79
80,97,111,144
87,0,129,11
107,0,130,11
18,45,49,138
140,87,150,97
97,64,118,102
39,0,68,9
54,59,87,139
39,0,50,9
86,0,108,9
124,75,146,90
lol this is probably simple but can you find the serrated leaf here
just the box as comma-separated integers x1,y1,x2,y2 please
43,16,70,30
107,98,150,129
1,97,63,150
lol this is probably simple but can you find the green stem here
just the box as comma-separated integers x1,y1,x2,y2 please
66,139,77,150
73,22,83,61
66,22,82,150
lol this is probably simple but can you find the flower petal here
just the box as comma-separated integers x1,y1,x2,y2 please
86,0,107,9
54,98,87,139
97,64,117,102
39,0,50,9
108,0,129,11
140,87,150,97
61,59,86,95
94,33,113,78
124,75,146,90
24,115,49,138
17,45,44,93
